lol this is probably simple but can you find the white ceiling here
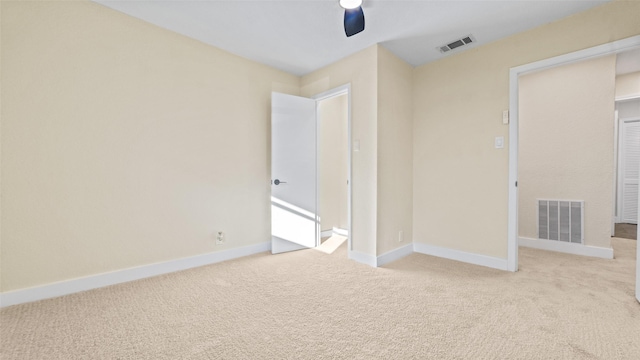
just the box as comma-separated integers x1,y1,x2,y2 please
93,0,612,76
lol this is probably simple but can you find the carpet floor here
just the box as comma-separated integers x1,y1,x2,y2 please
1,238,639,359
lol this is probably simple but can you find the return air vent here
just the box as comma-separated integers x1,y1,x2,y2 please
437,35,475,54
538,200,584,244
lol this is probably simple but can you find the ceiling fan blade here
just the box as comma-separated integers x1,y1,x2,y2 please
344,6,365,37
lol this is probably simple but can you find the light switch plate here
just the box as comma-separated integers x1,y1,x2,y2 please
495,136,504,149
354,140,360,152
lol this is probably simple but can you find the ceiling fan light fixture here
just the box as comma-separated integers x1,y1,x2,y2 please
339,0,362,10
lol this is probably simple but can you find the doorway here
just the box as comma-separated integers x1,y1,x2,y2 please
614,98,640,239
313,85,352,253
507,35,640,302
517,54,617,258
315,90,350,254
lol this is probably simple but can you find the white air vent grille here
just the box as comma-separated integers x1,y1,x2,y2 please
538,200,583,244
437,35,475,54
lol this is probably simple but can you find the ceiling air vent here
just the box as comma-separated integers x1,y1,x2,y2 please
437,35,475,54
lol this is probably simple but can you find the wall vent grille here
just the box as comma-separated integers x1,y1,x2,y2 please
537,200,584,244
437,35,475,54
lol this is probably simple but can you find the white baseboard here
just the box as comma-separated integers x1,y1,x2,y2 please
321,228,349,238
348,250,377,267
518,237,614,259
413,243,509,271
351,242,506,270
333,227,349,236
377,244,413,267
0,242,271,308
349,244,412,267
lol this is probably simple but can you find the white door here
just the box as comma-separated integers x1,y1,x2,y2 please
637,189,640,303
620,119,639,224
271,92,318,254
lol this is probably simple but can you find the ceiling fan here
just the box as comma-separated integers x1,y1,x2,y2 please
340,0,365,37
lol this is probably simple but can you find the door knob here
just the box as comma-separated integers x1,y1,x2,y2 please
273,179,287,185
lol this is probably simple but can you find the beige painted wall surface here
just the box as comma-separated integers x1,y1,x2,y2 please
1,1,299,291
319,94,348,232
616,99,640,119
413,0,640,258
377,46,413,256
301,46,378,256
616,71,640,99
518,56,616,248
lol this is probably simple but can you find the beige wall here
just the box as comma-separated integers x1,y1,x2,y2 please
319,94,348,232
616,71,640,99
616,99,640,119
377,46,413,255
303,45,414,257
3,0,639,294
413,1,640,258
301,46,378,256
518,55,616,248
1,0,299,291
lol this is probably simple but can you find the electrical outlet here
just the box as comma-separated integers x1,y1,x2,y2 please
398,230,404,242
216,231,225,245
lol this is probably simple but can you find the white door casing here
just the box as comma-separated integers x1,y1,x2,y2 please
312,84,353,252
507,36,640,306
612,110,619,234
271,92,318,254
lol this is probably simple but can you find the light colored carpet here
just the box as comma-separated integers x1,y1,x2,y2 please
1,238,639,359
314,234,348,254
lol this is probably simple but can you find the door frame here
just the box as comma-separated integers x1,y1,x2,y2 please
507,35,640,272
311,84,352,251
613,99,640,231
613,110,620,232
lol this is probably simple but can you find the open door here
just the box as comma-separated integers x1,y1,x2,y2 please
271,92,318,254
619,119,639,224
